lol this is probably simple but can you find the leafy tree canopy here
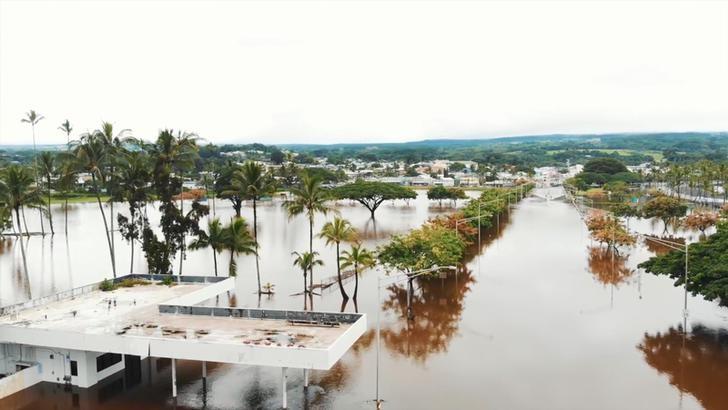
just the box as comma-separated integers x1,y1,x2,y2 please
333,181,416,218
583,158,629,175
639,222,728,306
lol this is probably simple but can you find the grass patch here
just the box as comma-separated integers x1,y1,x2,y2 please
117,278,151,288
50,194,111,204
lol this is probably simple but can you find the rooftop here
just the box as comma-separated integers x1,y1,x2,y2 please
0,275,366,370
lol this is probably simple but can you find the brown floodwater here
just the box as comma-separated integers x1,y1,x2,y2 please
1,188,727,409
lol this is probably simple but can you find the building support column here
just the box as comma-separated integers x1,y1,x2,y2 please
281,367,288,409
303,368,309,388
202,361,207,380
171,358,177,398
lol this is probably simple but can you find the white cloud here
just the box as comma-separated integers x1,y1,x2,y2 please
1,0,727,145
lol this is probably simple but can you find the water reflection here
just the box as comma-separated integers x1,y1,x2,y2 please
380,267,475,362
643,235,685,256
639,324,728,410
587,247,634,286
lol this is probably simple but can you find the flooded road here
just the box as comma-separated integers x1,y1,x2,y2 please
1,189,727,409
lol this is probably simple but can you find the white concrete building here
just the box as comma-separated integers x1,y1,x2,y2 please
0,275,366,408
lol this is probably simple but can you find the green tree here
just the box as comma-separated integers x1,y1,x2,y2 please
21,110,45,235
227,161,277,293
333,181,416,218
189,218,226,276
37,152,56,235
141,130,208,275
378,224,465,273
340,243,376,300
639,222,728,306
222,217,257,277
292,250,323,295
284,172,336,290
0,165,44,276
115,151,151,273
583,158,629,175
319,217,357,300
642,196,688,233
72,131,117,276
58,120,72,148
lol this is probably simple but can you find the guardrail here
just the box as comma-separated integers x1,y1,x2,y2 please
0,274,227,316
158,304,363,324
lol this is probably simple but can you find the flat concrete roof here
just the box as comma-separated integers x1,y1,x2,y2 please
0,276,366,370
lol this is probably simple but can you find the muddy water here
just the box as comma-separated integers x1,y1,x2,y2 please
1,189,727,409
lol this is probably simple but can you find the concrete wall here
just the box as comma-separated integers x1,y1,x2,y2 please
0,364,42,399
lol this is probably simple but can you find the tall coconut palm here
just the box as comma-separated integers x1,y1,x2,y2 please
222,217,257,277
319,217,357,300
227,161,277,294
55,155,77,234
95,122,131,267
340,244,376,300
58,120,72,148
21,110,45,235
37,152,56,235
0,165,44,277
284,172,336,290
71,132,116,277
189,218,226,276
115,151,151,274
292,250,323,295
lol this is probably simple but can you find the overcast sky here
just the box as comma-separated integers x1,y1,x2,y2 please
1,1,727,145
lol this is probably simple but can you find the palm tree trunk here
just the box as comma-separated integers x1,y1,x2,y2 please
21,206,29,236
92,174,117,278
353,264,359,300
110,199,116,269
213,251,218,276
229,251,235,276
253,198,261,294
336,241,348,299
47,175,54,235
303,271,307,294
179,200,184,276
14,208,29,277
130,208,136,274
31,125,45,237
64,196,68,234
309,215,314,291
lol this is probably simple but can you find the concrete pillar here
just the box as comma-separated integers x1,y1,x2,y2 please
303,368,309,388
171,358,177,398
281,367,288,409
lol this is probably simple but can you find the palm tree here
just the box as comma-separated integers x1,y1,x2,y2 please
222,217,257,277
227,161,277,294
21,110,45,235
0,165,44,277
115,151,151,274
319,217,357,300
95,122,131,268
71,132,116,277
37,152,56,235
284,172,336,291
55,156,77,234
292,250,323,295
189,217,226,276
58,120,72,149
340,244,376,300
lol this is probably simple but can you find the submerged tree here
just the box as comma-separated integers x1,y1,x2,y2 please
284,171,336,290
292,250,323,295
115,151,152,274
21,110,46,235
0,165,44,276
189,217,226,276
227,161,277,293
37,152,56,235
319,217,357,300
340,243,376,300
333,181,416,218
222,217,257,277
141,130,209,275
